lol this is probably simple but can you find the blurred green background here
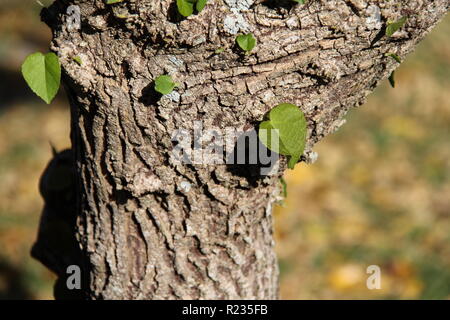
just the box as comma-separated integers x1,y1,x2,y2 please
0,2,449,299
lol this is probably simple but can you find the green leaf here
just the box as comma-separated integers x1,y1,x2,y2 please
177,0,195,17
105,0,124,4
154,75,177,95
386,53,401,63
236,33,256,53
21,52,61,104
386,16,407,37
388,71,396,88
292,0,307,4
259,103,307,169
196,0,207,12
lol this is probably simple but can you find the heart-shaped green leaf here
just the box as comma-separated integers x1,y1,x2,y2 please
177,0,195,17
259,103,307,169
236,33,256,53
154,75,177,95
21,52,61,104
177,0,207,17
386,16,407,37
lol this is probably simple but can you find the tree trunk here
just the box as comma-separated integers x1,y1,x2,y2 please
33,0,448,299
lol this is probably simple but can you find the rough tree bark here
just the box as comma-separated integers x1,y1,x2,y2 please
32,0,448,299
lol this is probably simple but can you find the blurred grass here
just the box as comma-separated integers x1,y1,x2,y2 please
0,2,449,300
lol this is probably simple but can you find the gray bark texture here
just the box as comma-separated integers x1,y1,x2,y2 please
32,0,448,299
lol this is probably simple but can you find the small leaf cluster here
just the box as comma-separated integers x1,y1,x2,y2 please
236,33,257,54
21,1,307,172
384,16,407,88
177,0,207,17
